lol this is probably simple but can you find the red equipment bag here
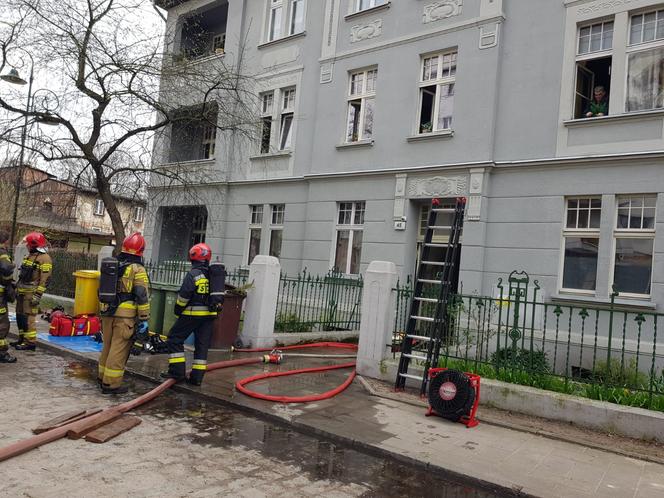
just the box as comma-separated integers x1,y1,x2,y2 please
72,315,101,337
48,312,101,337
48,311,74,337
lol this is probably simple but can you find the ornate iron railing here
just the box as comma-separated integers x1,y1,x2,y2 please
393,271,664,411
47,250,98,298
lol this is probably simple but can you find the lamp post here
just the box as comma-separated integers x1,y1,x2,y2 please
1,55,34,250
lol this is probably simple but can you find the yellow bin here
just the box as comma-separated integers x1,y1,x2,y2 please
73,270,101,316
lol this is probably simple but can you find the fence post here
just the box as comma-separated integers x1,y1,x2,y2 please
240,255,280,348
12,244,28,280
357,261,398,379
97,246,114,270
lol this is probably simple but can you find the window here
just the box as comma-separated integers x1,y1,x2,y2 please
346,69,376,143
134,206,144,223
334,201,365,274
626,9,664,112
260,92,274,154
279,88,295,150
267,0,305,41
418,52,456,134
179,2,228,60
269,204,285,258
575,21,612,119
212,33,226,54
613,195,656,296
268,0,283,41
561,198,602,292
289,0,305,35
248,205,264,265
201,123,216,159
94,199,104,216
190,210,207,246
355,0,387,12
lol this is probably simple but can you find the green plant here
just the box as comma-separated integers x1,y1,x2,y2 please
274,313,314,333
592,358,648,389
491,347,550,373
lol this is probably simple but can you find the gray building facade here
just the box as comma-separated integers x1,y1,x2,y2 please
148,0,664,311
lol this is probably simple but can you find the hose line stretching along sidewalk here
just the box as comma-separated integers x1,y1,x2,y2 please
0,343,357,463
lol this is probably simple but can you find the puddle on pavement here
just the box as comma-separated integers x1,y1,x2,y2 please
42,353,504,497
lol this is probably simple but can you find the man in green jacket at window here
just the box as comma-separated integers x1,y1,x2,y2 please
585,86,609,118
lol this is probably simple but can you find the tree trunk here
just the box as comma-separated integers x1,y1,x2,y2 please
93,163,126,256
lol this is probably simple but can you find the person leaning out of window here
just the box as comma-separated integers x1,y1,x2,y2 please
585,86,609,118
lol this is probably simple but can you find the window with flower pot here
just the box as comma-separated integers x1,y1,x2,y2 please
418,51,456,134
333,201,365,274
345,68,376,143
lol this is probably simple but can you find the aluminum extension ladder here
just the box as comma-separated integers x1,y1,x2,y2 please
395,197,466,395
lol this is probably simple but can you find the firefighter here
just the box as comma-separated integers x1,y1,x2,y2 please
0,230,17,363
12,232,52,351
162,243,221,386
97,233,150,395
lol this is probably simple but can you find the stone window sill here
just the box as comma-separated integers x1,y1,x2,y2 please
249,150,292,160
258,31,306,49
336,139,374,149
407,130,454,142
155,158,216,169
550,293,655,311
345,2,391,21
563,108,664,128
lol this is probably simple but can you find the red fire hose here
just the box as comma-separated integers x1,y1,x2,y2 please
233,342,357,403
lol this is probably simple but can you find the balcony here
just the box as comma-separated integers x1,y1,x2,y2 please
176,1,228,62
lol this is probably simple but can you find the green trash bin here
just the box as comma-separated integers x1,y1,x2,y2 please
148,286,165,336
162,288,180,336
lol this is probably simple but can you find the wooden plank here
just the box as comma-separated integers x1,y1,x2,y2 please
66,408,123,440
33,409,96,434
84,415,142,444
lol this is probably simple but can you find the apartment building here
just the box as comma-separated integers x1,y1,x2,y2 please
148,0,664,311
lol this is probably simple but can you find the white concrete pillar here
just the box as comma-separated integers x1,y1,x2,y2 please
240,255,280,349
357,261,398,379
97,246,114,271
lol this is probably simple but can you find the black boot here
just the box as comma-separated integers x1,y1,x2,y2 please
101,384,129,395
187,369,205,386
10,338,24,348
14,342,36,351
160,371,186,382
0,351,17,363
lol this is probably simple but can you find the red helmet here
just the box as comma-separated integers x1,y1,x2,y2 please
189,242,211,262
25,232,48,252
121,232,146,256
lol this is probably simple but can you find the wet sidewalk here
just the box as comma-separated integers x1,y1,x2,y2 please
21,334,664,498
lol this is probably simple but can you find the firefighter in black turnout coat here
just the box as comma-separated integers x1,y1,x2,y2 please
162,243,224,386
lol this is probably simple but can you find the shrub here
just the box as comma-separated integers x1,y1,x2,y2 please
274,313,314,333
490,347,550,373
592,358,648,389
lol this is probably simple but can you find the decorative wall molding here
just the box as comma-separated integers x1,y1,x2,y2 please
578,0,638,16
466,168,485,221
320,62,334,84
479,22,500,50
350,19,382,43
423,1,463,24
406,175,468,198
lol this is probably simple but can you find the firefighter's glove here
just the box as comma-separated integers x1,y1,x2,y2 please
30,295,41,308
136,320,149,342
130,341,143,356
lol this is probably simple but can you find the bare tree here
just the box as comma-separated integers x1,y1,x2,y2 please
0,0,257,251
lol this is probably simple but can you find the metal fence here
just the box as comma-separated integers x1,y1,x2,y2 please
48,250,98,298
275,269,363,333
393,271,664,411
144,260,249,289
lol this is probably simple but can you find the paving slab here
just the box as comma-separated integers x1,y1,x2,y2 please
22,331,664,498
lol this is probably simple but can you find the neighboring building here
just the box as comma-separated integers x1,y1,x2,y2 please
148,0,664,313
0,165,146,252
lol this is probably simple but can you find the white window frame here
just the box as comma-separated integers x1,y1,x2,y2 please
625,9,664,113
134,206,144,223
266,0,306,42
260,91,274,154
610,195,656,298
201,123,217,159
247,205,264,266
355,0,387,13
559,197,602,295
417,51,457,134
279,87,296,151
94,199,104,216
269,204,285,258
332,201,365,275
212,33,226,54
577,20,614,55
345,68,377,143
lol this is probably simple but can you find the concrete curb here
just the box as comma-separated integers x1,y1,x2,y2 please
19,336,529,498
378,359,664,444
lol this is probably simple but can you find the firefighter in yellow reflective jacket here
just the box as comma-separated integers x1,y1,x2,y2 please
98,233,150,395
0,230,17,363
12,232,52,351
162,243,218,386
